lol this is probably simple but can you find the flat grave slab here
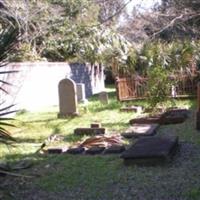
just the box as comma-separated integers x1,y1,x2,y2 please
130,109,189,126
120,105,143,113
74,128,106,136
67,147,85,154
129,115,161,125
103,145,125,154
121,124,159,138
47,147,65,154
121,136,179,165
85,146,105,155
160,108,189,125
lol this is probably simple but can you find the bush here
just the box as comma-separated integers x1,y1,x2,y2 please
146,66,173,110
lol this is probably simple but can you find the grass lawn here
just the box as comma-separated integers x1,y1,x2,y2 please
1,86,200,200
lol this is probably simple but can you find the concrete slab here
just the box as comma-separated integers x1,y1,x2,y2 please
121,136,179,165
67,147,85,154
121,124,159,138
103,145,125,154
129,115,161,125
120,106,143,113
47,148,63,154
85,146,105,155
74,128,106,136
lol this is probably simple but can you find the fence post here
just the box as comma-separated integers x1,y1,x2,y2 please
115,76,120,101
196,82,200,130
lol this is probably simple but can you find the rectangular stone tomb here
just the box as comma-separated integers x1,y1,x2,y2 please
67,147,85,154
85,146,105,155
160,109,189,125
103,145,125,154
121,136,179,166
74,128,106,135
47,148,64,154
121,124,159,138
129,115,161,125
166,108,189,117
120,106,143,113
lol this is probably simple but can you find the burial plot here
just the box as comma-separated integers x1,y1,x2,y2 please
121,136,179,166
47,148,63,154
58,78,78,118
160,108,189,125
103,145,125,154
129,115,161,125
67,147,85,154
130,108,189,126
120,105,143,113
74,127,106,136
121,124,159,138
85,146,105,155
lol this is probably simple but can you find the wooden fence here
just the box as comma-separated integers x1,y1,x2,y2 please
116,74,199,101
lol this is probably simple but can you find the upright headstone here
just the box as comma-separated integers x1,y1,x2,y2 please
196,82,200,130
76,83,86,103
58,78,78,118
99,91,108,104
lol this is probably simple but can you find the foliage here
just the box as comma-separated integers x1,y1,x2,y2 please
146,66,173,109
10,43,42,62
0,26,19,144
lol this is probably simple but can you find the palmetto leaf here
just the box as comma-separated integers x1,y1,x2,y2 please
0,110,18,117
0,104,15,112
0,25,20,144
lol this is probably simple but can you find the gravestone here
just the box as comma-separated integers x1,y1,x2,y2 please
197,82,200,130
58,78,78,118
99,91,108,104
76,83,86,103
121,136,179,166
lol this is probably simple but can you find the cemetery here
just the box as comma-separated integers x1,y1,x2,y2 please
1,1,200,200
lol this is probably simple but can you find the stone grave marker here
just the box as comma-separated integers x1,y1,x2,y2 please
76,83,86,103
58,78,78,118
121,136,179,166
99,91,108,104
197,82,200,130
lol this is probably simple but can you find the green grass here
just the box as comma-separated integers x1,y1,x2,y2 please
1,86,200,200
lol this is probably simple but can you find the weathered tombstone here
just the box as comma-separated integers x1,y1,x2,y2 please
76,83,86,103
196,82,200,130
58,78,78,118
99,91,108,104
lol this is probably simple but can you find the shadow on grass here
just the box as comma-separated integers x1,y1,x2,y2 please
23,116,78,124
14,138,43,144
63,134,83,143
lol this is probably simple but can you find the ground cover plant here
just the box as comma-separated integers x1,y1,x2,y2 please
0,87,200,200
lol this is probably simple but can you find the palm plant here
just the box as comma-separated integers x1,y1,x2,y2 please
0,26,20,144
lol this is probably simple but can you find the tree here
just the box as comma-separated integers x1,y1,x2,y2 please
120,0,200,42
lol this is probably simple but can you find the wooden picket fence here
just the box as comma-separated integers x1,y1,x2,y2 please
115,74,199,101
